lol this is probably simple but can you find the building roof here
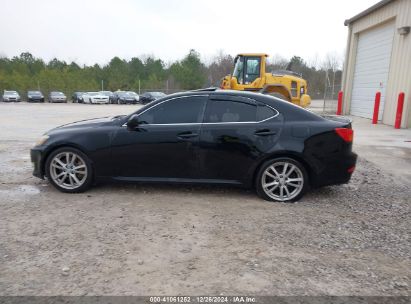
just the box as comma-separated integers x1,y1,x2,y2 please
344,0,395,26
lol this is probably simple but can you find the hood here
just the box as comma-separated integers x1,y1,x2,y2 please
4,93,20,97
48,117,114,134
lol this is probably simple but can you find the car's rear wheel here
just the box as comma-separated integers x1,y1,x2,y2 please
256,157,308,202
45,147,93,193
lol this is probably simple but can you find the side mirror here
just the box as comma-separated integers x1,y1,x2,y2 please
126,114,140,130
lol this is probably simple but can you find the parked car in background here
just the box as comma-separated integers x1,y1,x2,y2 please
83,92,110,104
30,89,357,202
99,91,114,101
2,90,21,102
48,91,67,103
72,92,85,103
117,91,139,104
139,91,166,104
111,91,125,104
27,91,44,102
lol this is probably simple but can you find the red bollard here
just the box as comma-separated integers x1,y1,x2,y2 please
372,92,381,124
336,91,343,115
394,92,405,129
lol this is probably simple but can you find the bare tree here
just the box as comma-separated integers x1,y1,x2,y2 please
322,52,343,100
266,54,288,71
206,51,234,86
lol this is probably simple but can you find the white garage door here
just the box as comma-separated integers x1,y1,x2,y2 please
350,22,395,119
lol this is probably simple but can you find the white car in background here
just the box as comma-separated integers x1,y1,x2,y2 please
83,92,110,104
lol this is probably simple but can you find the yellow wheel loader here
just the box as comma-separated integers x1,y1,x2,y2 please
220,53,311,108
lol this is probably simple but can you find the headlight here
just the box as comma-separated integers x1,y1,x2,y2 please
35,135,49,146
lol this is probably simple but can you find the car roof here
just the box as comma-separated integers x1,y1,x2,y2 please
160,89,264,100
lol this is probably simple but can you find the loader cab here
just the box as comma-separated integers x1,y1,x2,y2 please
232,55,263,85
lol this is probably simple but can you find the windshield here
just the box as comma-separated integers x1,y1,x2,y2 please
87,92,98,96
100,91,112,96
232,56,244,84
28,91,41,95
51,92,64,96
126,91,137,96
152,92,165,97
4,91,18,95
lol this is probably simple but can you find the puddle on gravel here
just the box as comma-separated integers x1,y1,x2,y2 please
18,185,41,194
0,185,41,196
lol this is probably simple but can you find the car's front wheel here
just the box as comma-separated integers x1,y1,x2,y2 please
256,157,308,202
45,147,93,193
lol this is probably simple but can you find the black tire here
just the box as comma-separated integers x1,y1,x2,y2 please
256,157,308,203
45,147,93,193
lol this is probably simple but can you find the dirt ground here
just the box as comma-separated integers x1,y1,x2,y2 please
0,102,410,296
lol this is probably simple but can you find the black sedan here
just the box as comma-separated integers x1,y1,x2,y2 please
27,91,45,102
31,89,357,202
139,91,166,104
72,92,85,103
116,91,139,104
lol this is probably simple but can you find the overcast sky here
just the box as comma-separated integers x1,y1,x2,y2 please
0,0,378,66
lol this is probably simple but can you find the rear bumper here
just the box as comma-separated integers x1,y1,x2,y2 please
311,151,358,187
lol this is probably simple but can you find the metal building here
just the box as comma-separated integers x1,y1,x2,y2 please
341,0,411,128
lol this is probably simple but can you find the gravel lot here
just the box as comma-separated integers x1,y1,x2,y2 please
0,102,410,296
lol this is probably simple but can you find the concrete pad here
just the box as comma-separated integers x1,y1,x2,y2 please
350,116,411,184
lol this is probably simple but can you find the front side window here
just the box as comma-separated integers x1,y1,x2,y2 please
245,57,261,84
205,99,257,123
138,96,207,124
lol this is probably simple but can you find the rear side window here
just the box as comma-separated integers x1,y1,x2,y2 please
138,96,207,124
205,99,256,123
257,104,277,121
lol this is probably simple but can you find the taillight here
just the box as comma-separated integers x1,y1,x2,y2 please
335,128,353,143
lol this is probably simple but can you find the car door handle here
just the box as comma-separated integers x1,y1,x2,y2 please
254,129,277,136
177,132,199,140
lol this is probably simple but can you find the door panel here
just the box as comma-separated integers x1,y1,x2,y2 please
198,97,282,183
110,95,207,179
111,124,201,178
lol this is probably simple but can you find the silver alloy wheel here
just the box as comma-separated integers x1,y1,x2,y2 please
49,152,88,190
261,161,304,201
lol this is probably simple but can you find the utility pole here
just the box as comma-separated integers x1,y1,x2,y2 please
138,79,141,94
101,80,104,91
323,69,329,113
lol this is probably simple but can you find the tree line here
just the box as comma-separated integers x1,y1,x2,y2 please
0,50,342,99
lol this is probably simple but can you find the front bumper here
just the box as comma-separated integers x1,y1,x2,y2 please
28,98,44,102
31,147,46,178
91,99,109,104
